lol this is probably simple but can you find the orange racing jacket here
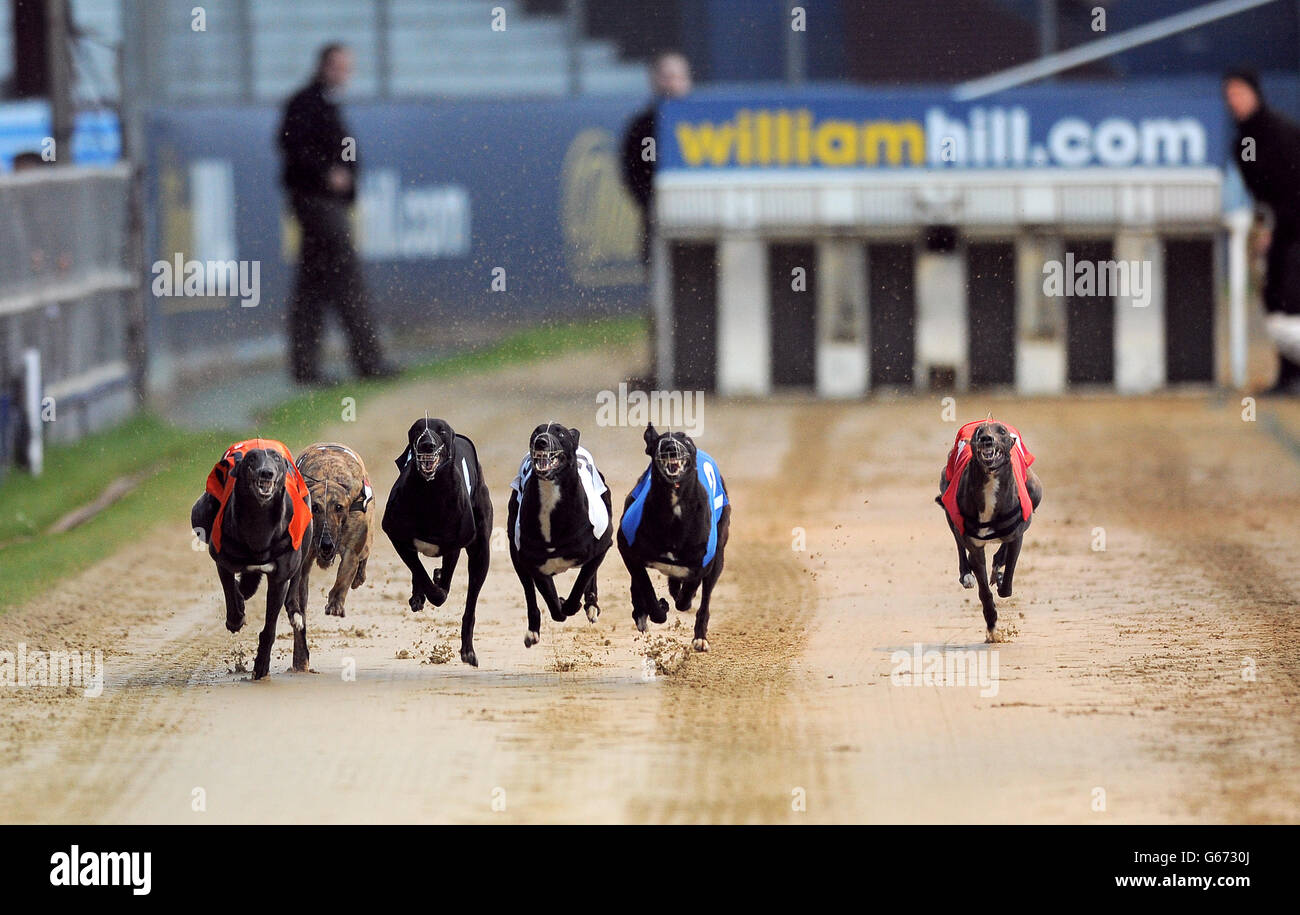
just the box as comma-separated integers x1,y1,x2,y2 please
205,438,312,555
940,421,1035,536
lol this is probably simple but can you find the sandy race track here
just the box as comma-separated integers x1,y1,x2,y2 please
2,337,1299,824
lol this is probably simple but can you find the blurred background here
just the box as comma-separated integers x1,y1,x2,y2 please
0,0,1297,477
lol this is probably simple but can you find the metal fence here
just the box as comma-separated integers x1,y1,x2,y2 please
0,164,136,473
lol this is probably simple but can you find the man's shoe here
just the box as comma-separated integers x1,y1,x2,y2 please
1260,379,1300,397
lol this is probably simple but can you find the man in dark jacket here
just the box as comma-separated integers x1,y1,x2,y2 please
620,51,693,264
279,43,394,385
1224,68,1300,394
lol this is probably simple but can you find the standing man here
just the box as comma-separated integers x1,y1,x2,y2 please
620,50,693,266
279,43,394,385
1224,68,1300,395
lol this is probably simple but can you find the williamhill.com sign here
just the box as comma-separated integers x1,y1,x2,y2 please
657,89,1225,172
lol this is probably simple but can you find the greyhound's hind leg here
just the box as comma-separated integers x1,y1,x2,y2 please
991,542,1009,589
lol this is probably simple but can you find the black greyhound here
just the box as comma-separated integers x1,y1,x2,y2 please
508,423,613,648
937,419,1042,642
191,439,314,679
617,424,730,652
382,417,492,667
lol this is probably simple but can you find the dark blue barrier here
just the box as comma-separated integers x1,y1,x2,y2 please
143,95,650,372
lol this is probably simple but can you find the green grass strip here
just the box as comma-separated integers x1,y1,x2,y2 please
0,314,645,612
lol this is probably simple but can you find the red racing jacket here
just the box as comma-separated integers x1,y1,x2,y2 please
205,438,312,555
940,420,1035,536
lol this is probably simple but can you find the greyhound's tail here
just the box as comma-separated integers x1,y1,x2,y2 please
238,572,263,599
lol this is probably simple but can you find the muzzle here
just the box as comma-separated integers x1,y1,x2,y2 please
413,429,444,480
655,437,690,483
531,432,567,480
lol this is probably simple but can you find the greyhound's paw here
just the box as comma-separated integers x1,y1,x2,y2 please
985,625,1009,644
408,595,425,614
289,611,305,632
674,595,693,612
692,638,710,652
585,602,600,623
524,630,540,648
634,613,649,633
997,582,1013,599
325,602,345,618
561,597,584,619
650,598,670,625
290,664,318,674
548,606,567,622
460,647,479,667
225,609,245,633
428,585,449,607
960,572,976,589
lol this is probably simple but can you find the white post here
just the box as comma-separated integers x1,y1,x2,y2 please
1015,234,1066,395
716,236,771,396
1113,231,1165,393
915,250,968,390
652,232,673,389
22,347,43,476
1225,208,1252,389
815,238,868,397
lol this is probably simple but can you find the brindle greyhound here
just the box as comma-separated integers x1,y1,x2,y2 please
937,420,1042,642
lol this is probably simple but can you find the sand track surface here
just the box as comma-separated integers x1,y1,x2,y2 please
2,344,1298,823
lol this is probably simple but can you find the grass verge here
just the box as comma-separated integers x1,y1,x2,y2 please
0,314,645,613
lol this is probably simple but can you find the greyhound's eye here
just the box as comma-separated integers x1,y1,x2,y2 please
333,503,344,513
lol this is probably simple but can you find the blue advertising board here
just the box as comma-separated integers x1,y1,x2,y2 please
0,101,121,169
143,95,649,361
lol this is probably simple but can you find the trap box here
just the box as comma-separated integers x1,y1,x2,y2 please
651,86,1232,396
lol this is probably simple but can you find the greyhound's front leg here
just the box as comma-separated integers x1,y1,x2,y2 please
966,545,1000,641
562,552,606,621
217,565,245,632
511,545,543,647
619,538,663,631
393,543,435,612
254,577,289,679
326,551,360,617
950,521,974,589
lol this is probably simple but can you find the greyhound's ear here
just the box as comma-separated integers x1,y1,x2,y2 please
569,427,580,447
395,445,411,470
644,423,658,454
